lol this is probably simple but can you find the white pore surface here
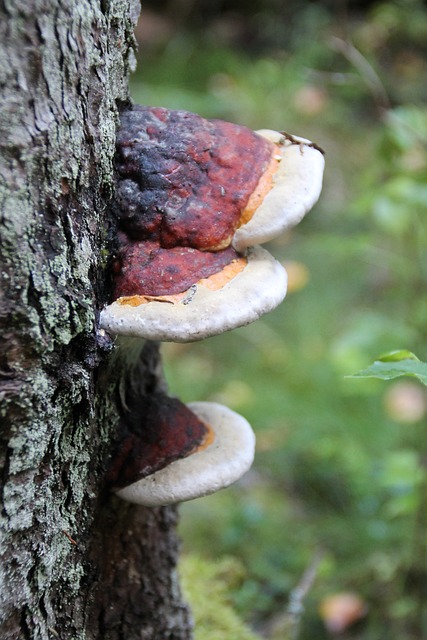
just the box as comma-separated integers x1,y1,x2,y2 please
100,245,287,342
115,401,256,506
232,129,325,252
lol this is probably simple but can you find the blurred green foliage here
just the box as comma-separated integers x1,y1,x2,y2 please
180,555,262,640
131,1,427,638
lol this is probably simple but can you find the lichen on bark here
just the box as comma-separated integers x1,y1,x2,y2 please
0,2,192,638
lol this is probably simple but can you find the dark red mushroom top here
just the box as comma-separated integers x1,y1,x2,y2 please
110,106,277,300
107,393,211,489
114,106,275,251
112,238,241,297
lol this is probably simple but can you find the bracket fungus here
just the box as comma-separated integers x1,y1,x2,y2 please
100,245,287,342
107,393,255,506
102,107,325,507
99,106,324,342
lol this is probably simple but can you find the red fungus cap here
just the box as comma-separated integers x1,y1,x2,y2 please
111,400,256,507
100,245,287,342
107,393,210,489
113,106,275,251
112,238,240,298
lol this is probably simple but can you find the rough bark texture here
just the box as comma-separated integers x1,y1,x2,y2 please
0,1,192,638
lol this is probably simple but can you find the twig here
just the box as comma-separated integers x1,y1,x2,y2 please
62,530,77,545
267,549,324,640
329,36,391,116
285,549,324,639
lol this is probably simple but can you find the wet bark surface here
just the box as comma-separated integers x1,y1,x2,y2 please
0,2,192,638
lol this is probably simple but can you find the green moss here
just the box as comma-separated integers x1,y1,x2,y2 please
180,554,262,640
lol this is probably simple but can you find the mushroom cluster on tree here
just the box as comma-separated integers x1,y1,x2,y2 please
102,105,325,506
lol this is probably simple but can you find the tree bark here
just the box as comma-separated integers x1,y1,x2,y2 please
0,1,192,638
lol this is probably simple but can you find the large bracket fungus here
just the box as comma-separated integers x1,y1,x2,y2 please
100,106,324,343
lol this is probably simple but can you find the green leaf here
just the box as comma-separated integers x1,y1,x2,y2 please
377,350,419,363
348,352,427,386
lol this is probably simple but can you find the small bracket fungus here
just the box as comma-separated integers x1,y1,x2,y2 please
100,245,287,342
100,106,324,342
107,394,255,507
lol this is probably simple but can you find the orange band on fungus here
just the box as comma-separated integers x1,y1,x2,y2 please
239,147,281,227
196,257,247,291
191,420,216,453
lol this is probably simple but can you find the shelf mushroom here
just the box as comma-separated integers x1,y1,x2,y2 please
107,393,255,506
100,106,323,342
100,244,287,342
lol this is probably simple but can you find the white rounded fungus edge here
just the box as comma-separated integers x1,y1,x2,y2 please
115,401,256,506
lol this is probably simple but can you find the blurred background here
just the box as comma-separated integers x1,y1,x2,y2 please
130,1,427,638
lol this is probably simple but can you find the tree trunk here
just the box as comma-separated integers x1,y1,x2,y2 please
0,1,192,638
